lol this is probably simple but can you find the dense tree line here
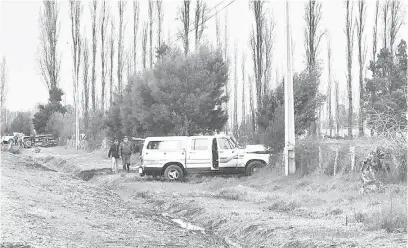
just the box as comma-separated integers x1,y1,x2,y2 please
10,0,402,154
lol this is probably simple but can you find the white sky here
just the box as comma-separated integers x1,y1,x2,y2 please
1,0,407,120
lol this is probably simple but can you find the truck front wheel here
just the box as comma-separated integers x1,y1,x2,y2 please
164,165,184,181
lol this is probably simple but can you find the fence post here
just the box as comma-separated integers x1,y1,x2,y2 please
334,148,339,177
318,146,322,170
350,146,355,171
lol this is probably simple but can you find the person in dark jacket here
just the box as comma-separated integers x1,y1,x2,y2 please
108,139,120,173
119,136,132,172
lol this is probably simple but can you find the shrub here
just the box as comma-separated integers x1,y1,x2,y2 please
363,204,407,232
45,108,74,139
267,200,299,212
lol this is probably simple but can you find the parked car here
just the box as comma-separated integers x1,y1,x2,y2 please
138,135,271,180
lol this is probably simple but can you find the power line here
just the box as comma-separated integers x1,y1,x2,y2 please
168,0,236,46
166,0,226,44
122,0,236,73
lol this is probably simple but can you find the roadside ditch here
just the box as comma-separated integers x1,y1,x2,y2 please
28,154,239,248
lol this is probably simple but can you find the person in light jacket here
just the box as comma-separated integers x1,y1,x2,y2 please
108,139,120,173
119,136,132,172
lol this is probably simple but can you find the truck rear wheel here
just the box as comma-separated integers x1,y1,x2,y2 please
164,165,184,181
245,161,264,176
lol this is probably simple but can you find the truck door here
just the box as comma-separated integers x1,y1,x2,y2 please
186,137,214,171
217,137,238,169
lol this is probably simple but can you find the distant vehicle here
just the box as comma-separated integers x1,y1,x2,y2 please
139,135,271,180
1,133,15,144
1,132,23,144
33,134,57,147
22,136,34,148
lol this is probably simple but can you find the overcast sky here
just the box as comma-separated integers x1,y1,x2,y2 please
1,0,407,119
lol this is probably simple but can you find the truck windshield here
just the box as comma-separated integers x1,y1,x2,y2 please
229,137,239,148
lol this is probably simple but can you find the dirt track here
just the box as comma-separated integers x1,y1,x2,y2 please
0,152,226,247
1,147,407,248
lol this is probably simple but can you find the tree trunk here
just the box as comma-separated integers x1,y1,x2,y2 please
345,0,354,139
133,1,140,74
357,0,366,137
148,1,153,67
109,19,115,106
91,0,97,111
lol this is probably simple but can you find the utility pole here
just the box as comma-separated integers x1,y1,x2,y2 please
75,81,79,150
285,0,296,175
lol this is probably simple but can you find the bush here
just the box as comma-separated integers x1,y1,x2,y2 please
45,108,74,139
363,201,407,233
10,112,33,135
33,87,66,134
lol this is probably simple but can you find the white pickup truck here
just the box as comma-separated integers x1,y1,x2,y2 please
1,133,20,144
139,135,271,180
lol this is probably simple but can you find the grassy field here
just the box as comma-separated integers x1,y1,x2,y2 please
20,138,408,247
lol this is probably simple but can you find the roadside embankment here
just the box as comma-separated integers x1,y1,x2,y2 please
11,146,407,248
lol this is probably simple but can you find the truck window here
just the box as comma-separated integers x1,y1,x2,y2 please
146,140,183,151
191,138,209,150
218,138,233,150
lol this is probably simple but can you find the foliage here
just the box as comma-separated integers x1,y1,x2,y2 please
10,112,33,135
257,70,325,150
87,109,105,141
32,87,66,134
364,40,407,133
104,96,123,140
45,106,74,139
105,46,229,138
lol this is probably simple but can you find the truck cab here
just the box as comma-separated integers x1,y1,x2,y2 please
139,135,270,180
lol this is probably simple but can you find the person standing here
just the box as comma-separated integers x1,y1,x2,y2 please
108,139,120,173
119,136,132,172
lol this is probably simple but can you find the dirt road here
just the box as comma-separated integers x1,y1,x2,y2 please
0,152,226,247
2,147,407,247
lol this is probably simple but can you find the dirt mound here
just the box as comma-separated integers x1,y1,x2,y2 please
1,153,56,172
77,168,113,181
0,242,32,248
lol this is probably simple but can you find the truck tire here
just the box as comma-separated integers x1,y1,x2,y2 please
25,140,32,147
164,164,184,181
245,161,264,176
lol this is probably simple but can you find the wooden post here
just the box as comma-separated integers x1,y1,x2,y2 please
318,146,322,169
350,146,355,171
334,148,339,177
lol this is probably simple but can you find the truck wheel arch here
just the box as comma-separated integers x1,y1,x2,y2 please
162,162,185,175
245,159,267,169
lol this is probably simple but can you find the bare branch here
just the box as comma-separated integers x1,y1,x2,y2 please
345,0,355,138
179,0,191,56
156,0,163,48
109,17,115,106
148,1,154,67
117,0,126,95
142,22,148,69
133,1,140,72
38,1,60,93
90,0,98,111
100,0,109,112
